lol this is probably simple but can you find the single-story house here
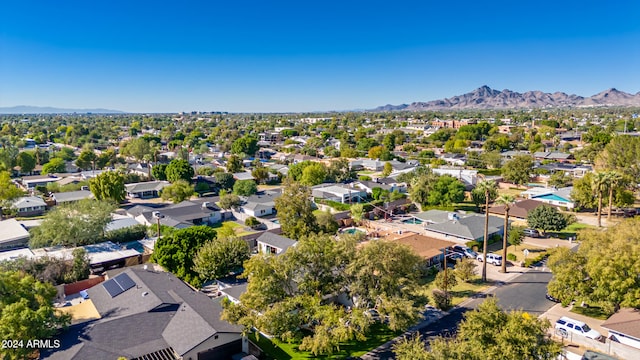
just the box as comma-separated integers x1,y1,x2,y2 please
125,180,171,199
42,266,245,360
602,308,640,350
132,200,222,228
312,184,367,204
127,162,150,177
521,186,575,209
233,171,255,181
488,199,556,221
80,170,107,180
533,151,574,163
242,192,280,218
20,174,60,189
31,241,142,273
390,233,457,267
0,219,30,250
256,232,296,255
11,196,47,216
51,190,94,205
432,168,478,188
417,210,505,243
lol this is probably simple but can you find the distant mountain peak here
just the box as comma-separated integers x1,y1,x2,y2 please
373,86,640,111
0,105,124,114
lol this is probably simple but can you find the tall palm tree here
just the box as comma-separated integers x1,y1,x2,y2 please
475,180,498,282
496,195,515,273
592,172,608,227
605,171,623,221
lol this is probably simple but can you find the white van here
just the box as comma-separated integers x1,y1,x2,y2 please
555,316,602,340
476,253,502,266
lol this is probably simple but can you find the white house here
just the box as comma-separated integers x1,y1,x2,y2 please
312,184,367,204
602,308,640,350
521,186,575,209
256,232,296,255
0,219,30,250
241,193,279,218
433,168,478,188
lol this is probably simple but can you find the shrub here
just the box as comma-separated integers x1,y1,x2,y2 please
563,212,577,226
524,252,549,267
466,241,481,251
507,253,517,261
489,234,501,244
245,216,260,227
359,175,372,181
431,289,451,310
105,224,147,243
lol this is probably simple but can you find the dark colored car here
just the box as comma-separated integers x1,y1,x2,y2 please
545,293,560,303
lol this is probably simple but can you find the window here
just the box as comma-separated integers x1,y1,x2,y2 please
567,324,574,329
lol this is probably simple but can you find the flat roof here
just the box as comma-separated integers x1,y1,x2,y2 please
0,219,30,244
0,247,35,262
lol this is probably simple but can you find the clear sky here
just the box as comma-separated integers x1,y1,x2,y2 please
1,0,639,113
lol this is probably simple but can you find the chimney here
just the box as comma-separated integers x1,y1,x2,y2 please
202,202,210,209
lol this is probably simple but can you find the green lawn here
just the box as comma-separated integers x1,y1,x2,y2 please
251,323,401,359
419,273,490,307
570,305,611,320
552,222,595,239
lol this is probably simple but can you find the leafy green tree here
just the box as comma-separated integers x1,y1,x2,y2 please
121,137,152,163
69,248,91,283
434,268,458,293
54,147,75,161
591,172,608,227
160,179,194,203
16,151,36,174
226,154,243,173
368,145,385,160
426,175,465,207
151,163,167,180
96,148,117,169
455,258,476,282
219,193,241,210
274,179,318,239
571,172,596,210
382,162,393,177
287,160,313,182
231,135,258,156
153,226,215,287
42,157,66,174
300,162,327,186
76,148,98,170
501,155,534,187
394,299,561,360
526,205,567,235
0,271,71,360
508,226,524,251
604,170,623,221
316,210,339,234
350,203,365,225
476,180,498,282
215,172,235,190
393,334,430,360
0,171,23,201
596,135,640,181
326,158,355,183
548,219,640,313
165,159,194,183
193,236,250,281
547,171,572,188
89,171,126,203
29,200,116,248
251,165,270,184
233,179,257,196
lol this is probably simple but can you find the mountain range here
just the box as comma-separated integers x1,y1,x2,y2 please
374,86,640,111
0,106,124,114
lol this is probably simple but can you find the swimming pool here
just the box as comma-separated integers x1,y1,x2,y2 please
402,218,423,224
342,228,365,235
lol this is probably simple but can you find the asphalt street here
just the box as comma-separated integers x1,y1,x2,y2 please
364,267,556,359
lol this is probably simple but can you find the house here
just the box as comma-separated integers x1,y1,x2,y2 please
32,241,143,274
433,168,478,188
11,196,47,216
533,151,574,163
54,176,84,187
0,219,30,250
439,153,467,166
417,210,505,243
602,308,640,350
488,199,556,221
312,184,367,204
20,174,60,190
42,266,245,360
521,186,575,209
51,190,94,205
242,192,279,218
390,233,457,267
132,200,222,228
256,232,296,255
233,171,255,181
127,162,151,177
80,169,107,180
125,180,171,199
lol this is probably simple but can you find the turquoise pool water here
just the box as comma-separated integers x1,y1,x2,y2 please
402,218,423,224
535,194,568,202
343,228,364,235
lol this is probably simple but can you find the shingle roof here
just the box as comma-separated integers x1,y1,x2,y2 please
488,199,555,219
601,308,640,339
12,196,47,209
257,232,296,251
425,214,504,241
52,190,94,203
125,180,171,193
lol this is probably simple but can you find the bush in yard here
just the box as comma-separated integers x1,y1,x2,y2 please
524,253,549,268
466,240,481,251
455,258,476,282
106,224,148,243
431,289,451,310
507,253,517,261
245,216,260,227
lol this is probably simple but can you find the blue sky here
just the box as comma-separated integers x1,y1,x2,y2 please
1,1,639,113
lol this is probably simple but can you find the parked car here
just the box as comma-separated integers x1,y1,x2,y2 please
477,253,502,266
545,293,560,303
451,245,478,259
446,252,463,265
555,316,602,340
524,228,541,238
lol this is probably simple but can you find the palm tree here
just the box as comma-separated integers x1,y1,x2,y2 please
496,195,515,273
475,180,498,282
592,172,608,227
605,171,623,221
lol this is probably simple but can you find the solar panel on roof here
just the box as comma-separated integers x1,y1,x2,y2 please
114,273,136,292
103,279,124,298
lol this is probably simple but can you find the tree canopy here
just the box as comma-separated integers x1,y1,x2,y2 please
29,200,116,248
89,171,126,203
0,271,71,360
193,235,250,281
42,157,66,174
165,159,194,183
160,179,194,203
501,155,534,186
547,218,640,313
394,299,561,360
233,179,257,196
274,179,319,239
153,226,216,287
526,205,566,234
0,170,23,201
